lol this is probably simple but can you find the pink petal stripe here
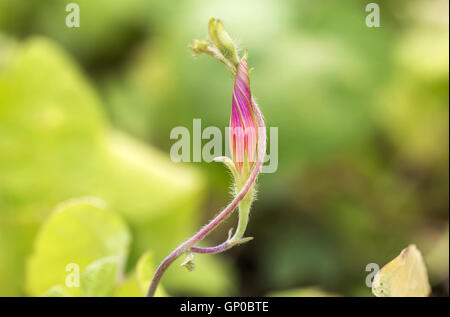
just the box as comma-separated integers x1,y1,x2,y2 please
229,57,258,171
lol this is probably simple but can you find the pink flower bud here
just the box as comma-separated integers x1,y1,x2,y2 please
229,57,258,175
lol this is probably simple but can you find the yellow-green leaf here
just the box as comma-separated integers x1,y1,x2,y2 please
25,198,131,296
114,251,167,297
372,244,431,297
42,285,70,297
81,257,120,297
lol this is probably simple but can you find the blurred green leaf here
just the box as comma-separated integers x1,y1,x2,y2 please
25,198,131,296
114,251,167,297
42,285,70,297
136,251,167,297
81,257,120,297
114,276,143,297
136,251,157,295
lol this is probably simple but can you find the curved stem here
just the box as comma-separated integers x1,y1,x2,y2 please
190,225,254,255
191,241,229,254
146,100,265,297
190,236,254,254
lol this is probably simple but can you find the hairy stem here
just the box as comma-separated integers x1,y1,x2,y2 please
190,199,253,255
146,100,265,297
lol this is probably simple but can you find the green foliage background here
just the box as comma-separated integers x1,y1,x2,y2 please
0,0,448,296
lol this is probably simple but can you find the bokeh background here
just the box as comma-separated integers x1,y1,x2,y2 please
0,0,448,297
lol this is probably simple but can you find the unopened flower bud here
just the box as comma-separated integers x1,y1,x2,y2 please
229,56,258,177
208,18,239,66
